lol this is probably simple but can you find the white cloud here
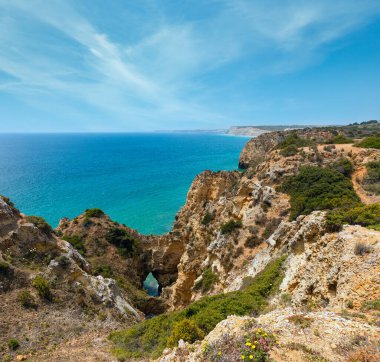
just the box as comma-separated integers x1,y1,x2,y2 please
0,0,379,130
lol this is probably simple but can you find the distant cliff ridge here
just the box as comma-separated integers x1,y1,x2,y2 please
158,125,305,137
226,126,270,137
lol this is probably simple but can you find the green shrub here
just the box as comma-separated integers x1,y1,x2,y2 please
56,255,70,268
361,299,380,311
220,219,242,234
109,256,286,360
240,328,277,361
278,166,360,220
32,275,53,302
18,290,37,308
201,212,214,226
63,235,86,255
277,134,312,149
327,203,380,231
354,242,373,256
167,319,205,347
356,136,380,149
323,145,335,152
94,264,113,278
193,267,218,293
287,314,313,329
0,260,11,276
363,161,380,195
106,227,137,257
331,158,354,177
326,135,354,144
26,215,53,235
84,208,105,218
8,339,19,350
280,145,299,157
0,195,19,214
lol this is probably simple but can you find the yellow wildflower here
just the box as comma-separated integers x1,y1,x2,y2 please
245,342,252,346
241,356,245,360
218,351,222,356
251,345,256,349
249,355,253,359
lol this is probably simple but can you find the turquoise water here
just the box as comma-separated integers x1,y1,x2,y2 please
0,133,247,234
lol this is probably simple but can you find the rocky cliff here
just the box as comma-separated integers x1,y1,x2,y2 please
0,198,142,361
1,127,380,361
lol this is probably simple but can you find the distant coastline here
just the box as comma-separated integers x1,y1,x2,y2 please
157,125,307,137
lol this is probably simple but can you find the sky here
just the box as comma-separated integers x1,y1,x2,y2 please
0,0,380,132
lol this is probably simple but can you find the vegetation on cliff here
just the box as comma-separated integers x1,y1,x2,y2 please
278,166,360,220
279,164,380,231
356,135,380,149
25,215,53,235
109,257,286,359
277,134,313,149
327,204,380,231
363,161,380,195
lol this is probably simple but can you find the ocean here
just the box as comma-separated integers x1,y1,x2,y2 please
0,133,247,235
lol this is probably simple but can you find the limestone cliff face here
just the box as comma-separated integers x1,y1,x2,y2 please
160,210,380,361
160,138,380,310
56,212,184,314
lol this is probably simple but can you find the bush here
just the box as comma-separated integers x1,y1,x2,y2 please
240,328,277,361
323,145,335,152
63,235,86,255
354,243,373,256
361,299,380,311
277,134,312,149
94,264,113,278
220,219,242,234
201,212,214,226
280,145,299,157
0,260,11,277
327,203,380,231
32,275,53,302
331,158,354,177
0,195,19,214
363,161,380,195
18,290,37,308
56,255,70,268
26,215,53,235
326,135,354,144
106,227,137,257
244,234,262,248
287,315,313,329
8,339,19,350
109,257,286,360
167,319,205,347
278,166,360,220
193,268,218,293
356,136,380,149
84,208,105,218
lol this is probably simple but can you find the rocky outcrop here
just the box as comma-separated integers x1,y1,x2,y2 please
0,198,140,361
160,312,380,362
159,211,380,361
156,139,380,309
238,128,336,168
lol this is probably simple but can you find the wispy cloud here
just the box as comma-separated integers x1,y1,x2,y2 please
0,0,379,131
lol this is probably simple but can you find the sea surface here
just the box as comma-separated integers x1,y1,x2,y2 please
0,133,247,235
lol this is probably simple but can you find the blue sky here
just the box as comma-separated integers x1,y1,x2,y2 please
0,0,380,132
